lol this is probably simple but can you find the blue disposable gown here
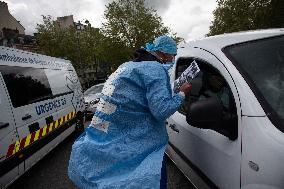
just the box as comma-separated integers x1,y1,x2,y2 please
68,61,184,189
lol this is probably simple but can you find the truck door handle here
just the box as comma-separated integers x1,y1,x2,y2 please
169,124,179,133
0,122,9,129
22,114,32,120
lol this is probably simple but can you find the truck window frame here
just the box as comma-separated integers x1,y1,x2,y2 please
175,57,238,139
223,35,284,133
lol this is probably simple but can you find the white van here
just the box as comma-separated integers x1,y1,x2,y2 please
0,47,85,188
166,29,284,189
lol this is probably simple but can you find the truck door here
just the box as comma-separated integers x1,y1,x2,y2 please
0,72,19,188
167,48,241,189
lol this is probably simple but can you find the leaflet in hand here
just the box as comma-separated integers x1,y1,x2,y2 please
173,60,200,93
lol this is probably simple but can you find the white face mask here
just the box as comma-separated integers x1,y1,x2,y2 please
149,51,175,68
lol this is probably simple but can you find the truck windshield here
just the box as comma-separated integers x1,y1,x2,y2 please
225,35,284,120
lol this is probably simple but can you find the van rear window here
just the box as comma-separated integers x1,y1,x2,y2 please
0,66,52,107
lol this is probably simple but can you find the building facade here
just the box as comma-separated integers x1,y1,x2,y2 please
57,15,75,29
0,1,38,52
0,1,25,35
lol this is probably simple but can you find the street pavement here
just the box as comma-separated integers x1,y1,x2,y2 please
8,122,194,189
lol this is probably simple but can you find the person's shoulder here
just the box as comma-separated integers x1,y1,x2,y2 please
119,61,166,78
136,62,170,81
121,60,162,70
137,61,163,69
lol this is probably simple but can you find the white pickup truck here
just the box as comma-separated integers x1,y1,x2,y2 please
166,28,284,189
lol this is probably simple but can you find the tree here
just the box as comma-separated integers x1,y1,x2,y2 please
207,0,284,36
101,0,181,68
36,0,183,72
36,16,104,70
36,15,65,57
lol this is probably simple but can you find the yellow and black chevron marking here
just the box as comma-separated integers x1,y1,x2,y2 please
6,111,76,158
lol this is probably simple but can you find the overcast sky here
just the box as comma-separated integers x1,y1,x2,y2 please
5,0,217,42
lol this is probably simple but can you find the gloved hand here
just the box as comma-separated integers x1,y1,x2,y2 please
180,83,192,96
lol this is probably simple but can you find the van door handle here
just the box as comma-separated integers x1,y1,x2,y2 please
0,122,9,129
22,114,32,120
169,124,179,133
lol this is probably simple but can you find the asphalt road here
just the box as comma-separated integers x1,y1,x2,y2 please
8,123,194,189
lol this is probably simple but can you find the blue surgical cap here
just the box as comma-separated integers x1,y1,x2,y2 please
145,35,177,55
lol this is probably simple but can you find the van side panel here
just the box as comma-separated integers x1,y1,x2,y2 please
241,116,284,188
0,47,84,188
24,123,75,172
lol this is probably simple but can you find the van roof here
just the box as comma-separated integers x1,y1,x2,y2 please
180,28,284,52
0,46,73,70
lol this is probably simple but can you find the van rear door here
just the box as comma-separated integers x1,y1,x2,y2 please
0,72,19,187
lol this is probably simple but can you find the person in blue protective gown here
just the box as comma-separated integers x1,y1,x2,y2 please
68,35,192,189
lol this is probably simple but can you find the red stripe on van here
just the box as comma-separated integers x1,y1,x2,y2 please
38,128,43,139
6,144,15,158
30,132,36,144
45,125,50,135
19,137,27,150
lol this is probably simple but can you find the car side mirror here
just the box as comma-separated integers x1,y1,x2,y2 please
186,97,222,131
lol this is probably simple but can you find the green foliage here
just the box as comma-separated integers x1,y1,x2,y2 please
103,0,169,48
36,15,104,70
208,0,284,36
36,0,183,71
101,0,181,68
